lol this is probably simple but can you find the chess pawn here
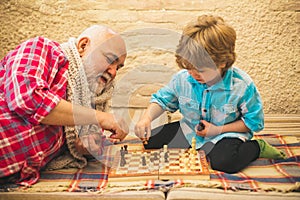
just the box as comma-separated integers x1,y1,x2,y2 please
185,152,189,158
193,149,197,155
163,144,168,153
184,157,190,170
192,137,196,149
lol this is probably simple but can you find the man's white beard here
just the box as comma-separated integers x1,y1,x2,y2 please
81,55,107,95
86,71,107,95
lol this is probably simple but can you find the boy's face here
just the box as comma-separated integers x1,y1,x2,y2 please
188,66,224,85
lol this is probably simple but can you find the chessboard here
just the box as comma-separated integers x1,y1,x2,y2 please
109,145,210,182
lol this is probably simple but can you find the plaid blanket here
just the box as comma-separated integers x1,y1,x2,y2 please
1,134,299,193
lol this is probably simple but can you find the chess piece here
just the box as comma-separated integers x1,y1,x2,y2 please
142,132,148,145
120,147,126,167
142,139,148,145
142,155,146,166
120,147,125,157
120,157,126,167
163,144,168,153
184,157,189,170
124,145,128,154
153,152,159,160
191,137,197,155
197,121,205,131
164,152,169,163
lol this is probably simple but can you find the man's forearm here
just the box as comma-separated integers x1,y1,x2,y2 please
41,99,99,126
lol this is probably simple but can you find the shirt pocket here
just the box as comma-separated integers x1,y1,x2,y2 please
178,96,200,121
211,104,239,125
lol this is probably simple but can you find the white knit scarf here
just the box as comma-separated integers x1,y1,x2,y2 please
46,38,114,170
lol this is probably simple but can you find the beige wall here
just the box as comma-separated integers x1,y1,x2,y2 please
1,0,299,122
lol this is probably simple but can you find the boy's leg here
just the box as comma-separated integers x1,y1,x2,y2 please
144,121,191,149
255,139,287,159
207,138,260,174
207,138,287,174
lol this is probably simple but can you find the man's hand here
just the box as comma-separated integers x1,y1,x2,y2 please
75,133,104,156
97,112,129,141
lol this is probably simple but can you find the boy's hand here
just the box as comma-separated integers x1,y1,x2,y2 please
134,116,151,142
195,120,222,137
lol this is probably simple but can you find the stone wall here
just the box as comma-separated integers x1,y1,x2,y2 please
0,0,299,128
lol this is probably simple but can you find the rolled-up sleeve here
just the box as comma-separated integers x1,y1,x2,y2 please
150,74,179,113
4,37,68,125
239,82,264,132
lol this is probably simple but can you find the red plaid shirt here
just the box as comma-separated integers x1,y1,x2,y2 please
0,37,69,186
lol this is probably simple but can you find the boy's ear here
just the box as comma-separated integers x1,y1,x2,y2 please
77,37,90,57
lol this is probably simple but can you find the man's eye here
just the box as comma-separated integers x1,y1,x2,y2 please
106,56,118,64
117,65,124,70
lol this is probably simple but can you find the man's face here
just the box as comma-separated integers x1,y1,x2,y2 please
81,35,127,94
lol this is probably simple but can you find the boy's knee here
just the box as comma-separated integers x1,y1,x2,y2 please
210,156,241,174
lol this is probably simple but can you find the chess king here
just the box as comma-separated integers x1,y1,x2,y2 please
134,14,286,174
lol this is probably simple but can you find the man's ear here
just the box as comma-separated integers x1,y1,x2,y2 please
76,37,90,57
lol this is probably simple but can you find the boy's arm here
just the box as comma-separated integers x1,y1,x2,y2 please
142,102,165,121
197,119,250,137
135,103,165,140
221,119,250,133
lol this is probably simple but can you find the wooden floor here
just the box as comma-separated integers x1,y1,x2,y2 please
260,114,300,137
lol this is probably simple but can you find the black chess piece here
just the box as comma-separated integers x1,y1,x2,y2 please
141,156,146,166
120,147,126,167
120,157,126,167
164,152,169,163
153,152,159,160
124,145,128,154
197,121,205,131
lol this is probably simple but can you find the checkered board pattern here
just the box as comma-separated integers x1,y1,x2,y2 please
160,149,203,173
109,148,210,181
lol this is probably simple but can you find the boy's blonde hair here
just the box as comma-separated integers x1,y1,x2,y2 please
175,15,236,71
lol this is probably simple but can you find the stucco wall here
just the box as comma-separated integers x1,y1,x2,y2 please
0,0,299,123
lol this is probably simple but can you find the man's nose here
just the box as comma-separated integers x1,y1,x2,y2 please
107,64,117,79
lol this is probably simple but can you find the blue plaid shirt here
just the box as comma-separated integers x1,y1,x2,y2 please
151,67,264,149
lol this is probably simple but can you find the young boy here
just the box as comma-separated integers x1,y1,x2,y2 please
135,15,286,173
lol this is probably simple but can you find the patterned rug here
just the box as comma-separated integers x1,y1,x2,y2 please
0,134,299,193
